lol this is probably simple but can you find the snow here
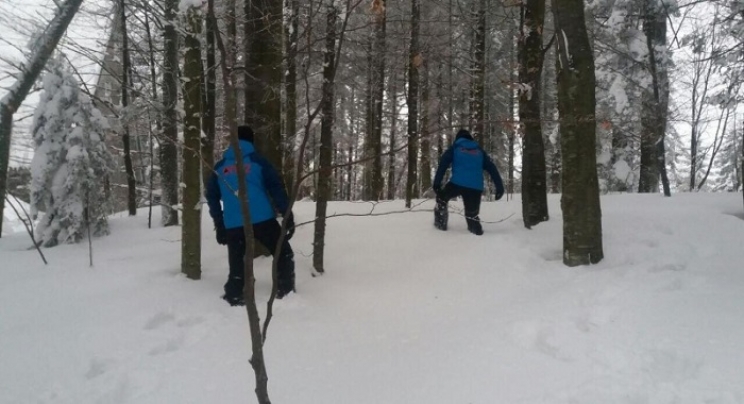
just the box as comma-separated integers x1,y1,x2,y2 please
2,197,32,237
1,194,744,403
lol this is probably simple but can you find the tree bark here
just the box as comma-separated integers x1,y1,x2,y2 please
245,0,283,170
161,0,180,227
313,3,338,274
405,0,420,209
420,64,432,192
553,0,604,266
209,10,270,404
0,0,84,237
120,0,138,216
469,0,486,145
519,0,549,228
202,0,217,189
387,74,398,200
284,0,300,191
181,6,203,280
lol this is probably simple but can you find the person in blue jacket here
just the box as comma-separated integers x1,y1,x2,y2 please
432,129,505,235
206,126,296,305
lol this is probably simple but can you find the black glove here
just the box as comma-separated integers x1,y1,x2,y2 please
215,219,227,245
284,212,295,241
495,187,505,201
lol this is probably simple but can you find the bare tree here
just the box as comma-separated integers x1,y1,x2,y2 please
469,0,486,144
313,2,338,273
161,0,180,227
181,2,203,280
209,8,270,403
518,0,550,228
554,0,603,266
120,0,138,216
405,0,420,208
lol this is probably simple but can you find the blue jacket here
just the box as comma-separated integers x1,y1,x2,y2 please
205,140,289,229
433,137,505,193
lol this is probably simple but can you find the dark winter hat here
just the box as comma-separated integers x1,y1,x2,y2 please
455,129,474,141
238,125,254,143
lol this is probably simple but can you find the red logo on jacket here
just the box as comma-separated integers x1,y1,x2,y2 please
222,163,252,175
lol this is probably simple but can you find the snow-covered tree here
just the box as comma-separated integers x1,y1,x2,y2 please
30,60,113,247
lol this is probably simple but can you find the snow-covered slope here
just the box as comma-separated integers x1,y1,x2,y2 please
1,194,743,403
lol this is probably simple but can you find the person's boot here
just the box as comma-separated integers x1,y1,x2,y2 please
223,277,245,306
434,204,448,231
467,218,484,236
277,272,295,299
276,252,296,299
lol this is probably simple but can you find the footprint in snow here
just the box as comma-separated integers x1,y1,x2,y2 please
143,311,175,330
85,357,115,380
149,334,185,356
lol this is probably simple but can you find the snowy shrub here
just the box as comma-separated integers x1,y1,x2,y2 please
30,59,113,247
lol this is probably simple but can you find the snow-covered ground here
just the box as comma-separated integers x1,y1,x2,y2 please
2,197,32,237
1,193,743,404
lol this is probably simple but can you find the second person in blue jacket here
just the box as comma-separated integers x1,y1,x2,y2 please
432,129,505,235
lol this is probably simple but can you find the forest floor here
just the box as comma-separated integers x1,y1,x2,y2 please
2,193,743,403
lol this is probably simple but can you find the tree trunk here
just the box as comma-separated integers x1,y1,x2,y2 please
202,0,217,189
120,0,138,216
181,6,203,280
245,0,283,170
387,74,398,200
0,0,84,237
420,64,432,192
647,3,671,197
363,1,386,203
405,0,420,209
313,3,338,274
284,0,300,192
209,9,270,404
161,0,180,227
519,0,549,228
469,0,486,145
553,0,603,266
348,88,356,201
371,0,386,200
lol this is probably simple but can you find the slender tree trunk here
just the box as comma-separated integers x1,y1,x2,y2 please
202,0,217,188
209,10,270,404
469,0,486,145
507,26,516,196
144,7,160,228
387,75,398,200
313,3,338,274
371,0,386,199
362,37,373,200
553,0,603,266
420,64,432,192
245,0,283,169
447,0,455,139
181,6,203,280
436,62,445,160
120,0,138,216
161,0,180,226
348,88,356,201
405,0,420,209
641,0,671,196
284,0,300,191
519,0,549,228
0,0,84,237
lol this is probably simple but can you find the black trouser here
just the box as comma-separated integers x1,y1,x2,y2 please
436,182,483,230
224,219,294,297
